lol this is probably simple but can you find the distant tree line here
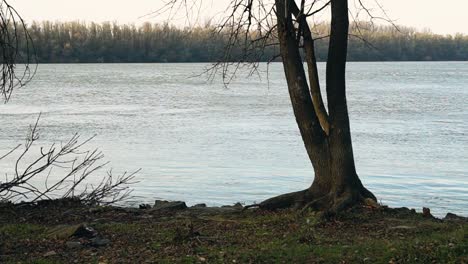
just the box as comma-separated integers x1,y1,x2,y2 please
16,21,468,63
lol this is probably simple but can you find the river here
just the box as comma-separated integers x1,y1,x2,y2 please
1,62,466,217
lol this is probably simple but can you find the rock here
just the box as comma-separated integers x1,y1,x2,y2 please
364,198,380,208
444,213,468,222
66,241,82,249
192,203,207,208
43,251,57,257
153,200,187,211
139,204,152,209
222,203,243,209
389,207,414,216
72,224,98,238
422,207,432,218
90,237,110,247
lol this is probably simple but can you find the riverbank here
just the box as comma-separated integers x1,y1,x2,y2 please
1,199,467,263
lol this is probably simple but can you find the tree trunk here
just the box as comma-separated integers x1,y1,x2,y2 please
259,0,375,213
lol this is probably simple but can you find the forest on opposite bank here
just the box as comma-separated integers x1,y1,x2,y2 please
17,21,468,63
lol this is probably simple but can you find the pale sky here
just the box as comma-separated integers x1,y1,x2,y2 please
6,0,468,35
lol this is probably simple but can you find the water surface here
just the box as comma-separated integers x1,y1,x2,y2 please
1,62,466,217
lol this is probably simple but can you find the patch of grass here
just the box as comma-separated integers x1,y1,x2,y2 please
0,224,46,239
1,206,467,263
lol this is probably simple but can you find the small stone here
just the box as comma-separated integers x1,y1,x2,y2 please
139,204,152,209
198,257,206,262
153,200,187,211
364,198,380,208
43,251,57,257
90,237,110,247
66,241,82,249
444,213,468,222
393,207,412,214
222,203,243,209
422,207,432,218
192,203,207,208
73,224,98,238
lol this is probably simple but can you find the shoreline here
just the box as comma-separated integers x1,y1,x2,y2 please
1,198,467,263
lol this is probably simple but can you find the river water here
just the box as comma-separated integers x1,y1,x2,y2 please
1,62,466,217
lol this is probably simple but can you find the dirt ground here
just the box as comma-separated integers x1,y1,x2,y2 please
1,199,467,263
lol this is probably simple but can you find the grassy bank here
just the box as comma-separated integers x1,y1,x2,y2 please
0,200,467,263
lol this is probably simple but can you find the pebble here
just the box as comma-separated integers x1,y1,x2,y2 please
73,224,98,238
139,204,152,209
90,237,111,247
66,241,82,249
43,251,57,257
422,207,432,218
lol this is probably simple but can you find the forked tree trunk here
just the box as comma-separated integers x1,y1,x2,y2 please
259,0,375,213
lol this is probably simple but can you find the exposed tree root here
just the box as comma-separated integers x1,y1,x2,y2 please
256,186,376,215
257,189,308,210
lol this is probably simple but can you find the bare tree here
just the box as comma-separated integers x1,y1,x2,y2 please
156,0,388,213
258,0,377,213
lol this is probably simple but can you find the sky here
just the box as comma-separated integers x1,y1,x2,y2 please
6,0,468,35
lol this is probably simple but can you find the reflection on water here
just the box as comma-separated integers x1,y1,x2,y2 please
0,62,466,217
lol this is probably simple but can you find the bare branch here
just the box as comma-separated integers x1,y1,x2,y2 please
0,0,37,102
0,115,138,205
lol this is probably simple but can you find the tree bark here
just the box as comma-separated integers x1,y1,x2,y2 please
259,0,375,213
290,3,330,135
